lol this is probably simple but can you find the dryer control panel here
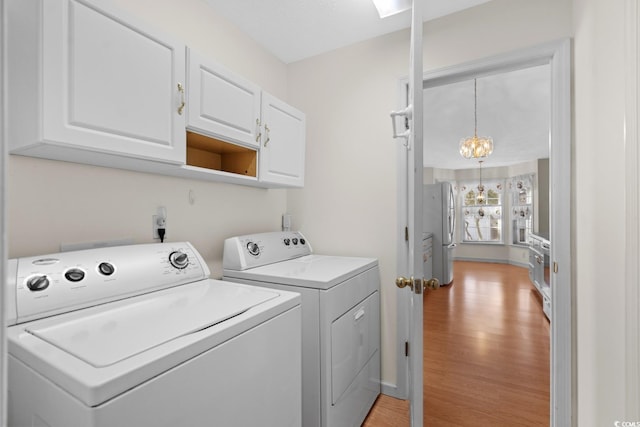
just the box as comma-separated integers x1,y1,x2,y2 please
6,242,209,325
222,231,312,271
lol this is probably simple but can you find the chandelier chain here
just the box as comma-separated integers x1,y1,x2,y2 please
474,79,478,137
459,78,494,159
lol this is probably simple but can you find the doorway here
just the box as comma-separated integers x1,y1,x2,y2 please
395,38,571,426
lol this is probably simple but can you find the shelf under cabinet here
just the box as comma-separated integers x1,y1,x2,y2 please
186,131,257,177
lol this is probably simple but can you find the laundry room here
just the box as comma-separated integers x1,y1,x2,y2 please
1,0,636,426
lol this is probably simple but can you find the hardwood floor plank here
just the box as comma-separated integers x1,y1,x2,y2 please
363,261,550,426
362,394,410,426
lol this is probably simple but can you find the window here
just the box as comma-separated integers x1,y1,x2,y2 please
460,179,504,243
510,174,534,245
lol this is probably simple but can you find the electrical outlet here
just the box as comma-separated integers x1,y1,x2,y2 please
153,206,167,240
282,213,292,231
152,215,166,239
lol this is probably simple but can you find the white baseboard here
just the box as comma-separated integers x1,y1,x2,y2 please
381,381,404,399
454,257,529,269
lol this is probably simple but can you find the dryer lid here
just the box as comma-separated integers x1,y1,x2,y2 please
224,254,378,290
26,281,278,367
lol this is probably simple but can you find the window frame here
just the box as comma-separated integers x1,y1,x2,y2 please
459,178,505,244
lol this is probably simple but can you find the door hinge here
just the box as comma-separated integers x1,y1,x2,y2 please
405,227,409,242
405,341,409,357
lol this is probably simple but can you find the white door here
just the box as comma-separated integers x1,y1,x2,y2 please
406,2,424,424
394,1,425,425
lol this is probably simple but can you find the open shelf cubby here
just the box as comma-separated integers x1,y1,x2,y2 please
186,131,257,177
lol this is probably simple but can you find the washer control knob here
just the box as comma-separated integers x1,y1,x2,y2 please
300,238,306,245
247,242,260,256
64,268,85,282
283,238,291,246
292,238,299,245
26,275,50,292
169,251,189,269
98,262,115,276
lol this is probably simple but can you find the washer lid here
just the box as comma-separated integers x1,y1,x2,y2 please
26,281,278,367
8,279,300,408
224,254,378,290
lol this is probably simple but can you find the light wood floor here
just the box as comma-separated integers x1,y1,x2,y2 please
363,261,550,426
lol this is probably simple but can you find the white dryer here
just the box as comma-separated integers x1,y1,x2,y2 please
6,242,301,427
222,231,381,427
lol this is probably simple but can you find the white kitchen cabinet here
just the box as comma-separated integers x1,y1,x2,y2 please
6,0,186,164
184,50,305,187
187,49,261,149
259,92,306,187
529,233,551,321
5,1,305,188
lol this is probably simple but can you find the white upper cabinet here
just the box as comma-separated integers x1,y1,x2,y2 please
5,0,305,188
186,50,305,187
6,0,186,164
187,49,261,148
259,93,306,187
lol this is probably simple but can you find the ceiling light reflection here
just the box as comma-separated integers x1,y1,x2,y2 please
371,0,411,18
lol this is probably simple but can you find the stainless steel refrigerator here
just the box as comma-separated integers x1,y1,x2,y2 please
424,182,456,285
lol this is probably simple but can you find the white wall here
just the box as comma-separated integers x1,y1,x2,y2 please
6,0,291,280
113,0,288,97
574,0,629,424
287,0,572,387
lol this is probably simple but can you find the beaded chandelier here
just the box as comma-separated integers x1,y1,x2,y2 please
459,79,494,159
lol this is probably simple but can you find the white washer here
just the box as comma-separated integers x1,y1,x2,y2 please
222,231,381,427
6,242,301,427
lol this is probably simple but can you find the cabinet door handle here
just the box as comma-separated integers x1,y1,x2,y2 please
177,83,185,115
354,308,365,321
255,118,262,142
264,124,270,147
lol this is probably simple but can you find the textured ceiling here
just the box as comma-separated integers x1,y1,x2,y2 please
202,0,548,171
205,0,492,64
424,64,551,170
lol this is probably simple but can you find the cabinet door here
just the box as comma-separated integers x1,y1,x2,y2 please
187,49,261,148
259,93,306,187
41,0,186,163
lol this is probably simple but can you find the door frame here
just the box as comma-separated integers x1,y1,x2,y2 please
625,0,640,419
1,0,8,424
394,38,572,426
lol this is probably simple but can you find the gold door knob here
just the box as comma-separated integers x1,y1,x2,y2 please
396,276,440,294
396,276,414,289
424,278,440,290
